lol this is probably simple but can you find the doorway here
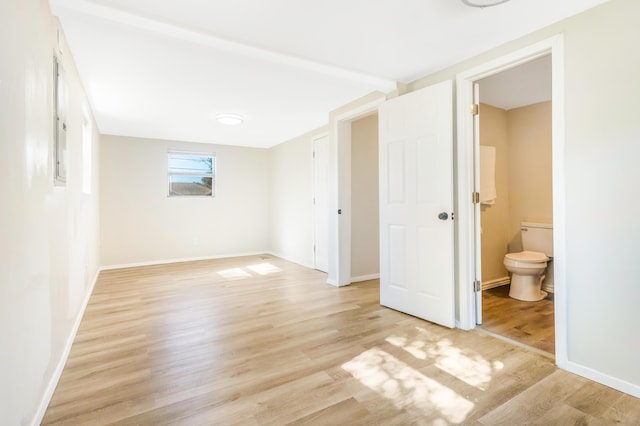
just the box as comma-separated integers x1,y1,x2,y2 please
456,35,567,365
476,55,555,354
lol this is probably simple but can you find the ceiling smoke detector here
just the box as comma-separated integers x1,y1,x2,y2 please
461,0,511,7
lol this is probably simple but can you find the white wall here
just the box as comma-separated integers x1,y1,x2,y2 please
409,0,640,395
100,135,269,266
561,0,640,390
0,0,101,424
268,128,325,268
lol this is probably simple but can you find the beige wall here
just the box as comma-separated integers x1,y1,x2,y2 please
408,0,640,392
479,101,552,283
100,136,269,266
0,0,101,424
351,114,380,279
479,104,510,282
507,101,553,252
268,128,325,267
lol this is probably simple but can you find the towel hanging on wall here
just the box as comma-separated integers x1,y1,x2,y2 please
480,145,497,205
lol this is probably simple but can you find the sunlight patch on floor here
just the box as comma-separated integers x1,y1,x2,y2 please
342,347,474,423
217,268,252,279
246,263,282,275
429,339,501,391
386,328,503,391
386,335,428,360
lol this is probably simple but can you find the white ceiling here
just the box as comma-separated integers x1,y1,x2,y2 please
49,0,608,148
479,54,552,110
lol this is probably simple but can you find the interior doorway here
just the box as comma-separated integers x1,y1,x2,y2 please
328,94,385,287
456,35,566,364
476,55,555,354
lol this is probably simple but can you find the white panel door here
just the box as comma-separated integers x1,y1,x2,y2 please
313,135,329,273
379,80,455,328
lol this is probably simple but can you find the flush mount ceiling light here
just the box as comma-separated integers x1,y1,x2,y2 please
461,0,511,7
216,113,244,126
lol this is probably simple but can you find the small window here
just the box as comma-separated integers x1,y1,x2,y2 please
168,151,215,197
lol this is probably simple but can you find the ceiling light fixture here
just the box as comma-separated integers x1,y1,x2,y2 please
216,113,244,126
461,0,511,7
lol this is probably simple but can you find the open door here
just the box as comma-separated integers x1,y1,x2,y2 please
379,80,455,328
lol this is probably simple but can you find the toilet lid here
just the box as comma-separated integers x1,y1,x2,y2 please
505,250,548,262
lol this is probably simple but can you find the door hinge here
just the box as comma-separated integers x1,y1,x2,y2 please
472,192,480,204
474,280,482,292
470,103,479,116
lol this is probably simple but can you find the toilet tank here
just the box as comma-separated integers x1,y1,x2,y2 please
521,222,553,256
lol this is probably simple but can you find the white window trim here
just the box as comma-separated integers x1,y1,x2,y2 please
167,150,216,197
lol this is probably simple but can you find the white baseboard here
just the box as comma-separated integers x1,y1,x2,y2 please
326,278,338,287
351,274,380,283
265,251,314,270
100,251,269,271
564,361,640,398
31,268,100,426
482,276,510,290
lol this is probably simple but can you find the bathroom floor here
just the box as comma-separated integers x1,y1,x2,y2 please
481,285,555,354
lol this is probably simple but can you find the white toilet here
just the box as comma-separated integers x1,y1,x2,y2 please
503,222,553,301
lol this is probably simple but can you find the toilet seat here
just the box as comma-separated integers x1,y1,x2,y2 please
504,250,548,263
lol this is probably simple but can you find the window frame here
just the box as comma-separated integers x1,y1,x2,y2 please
53,55,68,186
167,150,216,197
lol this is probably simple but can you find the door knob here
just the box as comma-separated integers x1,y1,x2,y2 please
438,212,449,220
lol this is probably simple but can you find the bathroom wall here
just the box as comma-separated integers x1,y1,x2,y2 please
350,114,380,280
479,104,511,283
507,101,553,252
479,101,552,284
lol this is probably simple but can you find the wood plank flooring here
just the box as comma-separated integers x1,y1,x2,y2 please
481,285,555,354
43,255,639,425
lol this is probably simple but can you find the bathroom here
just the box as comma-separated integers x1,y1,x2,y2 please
477,55,555,355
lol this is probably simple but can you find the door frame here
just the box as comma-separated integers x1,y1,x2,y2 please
455,35,567,367
328,94,386,286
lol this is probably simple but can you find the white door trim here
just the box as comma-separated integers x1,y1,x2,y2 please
455,35,567,367
328,95,386,287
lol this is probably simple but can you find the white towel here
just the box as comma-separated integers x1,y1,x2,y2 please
480,145,497,205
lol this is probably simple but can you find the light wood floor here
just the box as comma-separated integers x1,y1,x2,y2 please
481,285,555,354
43,255,640,425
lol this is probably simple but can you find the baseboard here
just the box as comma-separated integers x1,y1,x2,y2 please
564,361,640,398
31,268,100,426
482,276,510,290
265,251,314,270
100,251,269,270
351,274,380,283
326,278,338,287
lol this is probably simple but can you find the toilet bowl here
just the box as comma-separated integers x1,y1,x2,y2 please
503,251,548,301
